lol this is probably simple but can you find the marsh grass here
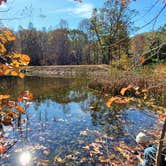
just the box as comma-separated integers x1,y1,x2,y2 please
89,63,166,107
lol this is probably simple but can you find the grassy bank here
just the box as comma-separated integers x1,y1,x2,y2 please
88,63,166,114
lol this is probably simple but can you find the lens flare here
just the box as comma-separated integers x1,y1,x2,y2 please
19,151,31,165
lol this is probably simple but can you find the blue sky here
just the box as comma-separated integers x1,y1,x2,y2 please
0,0,165,34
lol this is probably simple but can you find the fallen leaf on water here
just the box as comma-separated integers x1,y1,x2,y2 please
109,154,116,160
78,140,84,144
43,150,50,156
65,154,76,160
83,145,90,150
0,145,6,153
159,114,166,120
16,105,25,114
98,156,110,163
80,130,87,136
54,156,64,163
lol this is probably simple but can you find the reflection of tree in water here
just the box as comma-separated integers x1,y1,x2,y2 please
89,96,126,137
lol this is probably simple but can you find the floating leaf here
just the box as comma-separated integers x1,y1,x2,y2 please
98,156,110,163
54,156,64,163
159,114,166,120
0,145,6,153
2,117,12,126
80,130,87,136
16,105,25,114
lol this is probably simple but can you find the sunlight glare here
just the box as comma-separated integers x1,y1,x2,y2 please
19,151,31,165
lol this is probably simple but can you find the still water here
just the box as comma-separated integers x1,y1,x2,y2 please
0,77,157,165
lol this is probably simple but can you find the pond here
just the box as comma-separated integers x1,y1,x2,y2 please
0,77,158,165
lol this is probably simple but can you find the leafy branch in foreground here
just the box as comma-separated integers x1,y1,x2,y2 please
0,29,32,153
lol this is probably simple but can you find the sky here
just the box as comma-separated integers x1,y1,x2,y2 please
0,0,165,35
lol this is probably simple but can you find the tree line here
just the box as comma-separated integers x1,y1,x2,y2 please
4,0,166,66
5,0,134,66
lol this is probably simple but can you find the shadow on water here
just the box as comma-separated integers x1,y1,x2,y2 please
0,76,158,165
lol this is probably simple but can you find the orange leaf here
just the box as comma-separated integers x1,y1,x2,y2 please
16,106,25,114
17,96,23,102
139,56,145,63
106,96,121,108
0,145,6,153
120,85,133,96
10,70,18,76
159,114,166,120
18,72,25,79
114,97,134,104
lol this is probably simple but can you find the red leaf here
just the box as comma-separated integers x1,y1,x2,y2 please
0,145,6,153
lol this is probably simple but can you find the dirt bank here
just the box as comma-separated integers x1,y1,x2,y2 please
23,65,111,77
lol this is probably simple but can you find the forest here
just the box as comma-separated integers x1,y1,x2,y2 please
4,0,165,66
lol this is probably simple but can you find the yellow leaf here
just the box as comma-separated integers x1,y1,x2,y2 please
0,94,10,100
16,106,25,114
3,30,16,41
106,96,121,108
20,54,30,65
120,85,132,96
98,156,110,163
141,89,148,93
54,156,64,163
0,43,6,54
0,35,7,44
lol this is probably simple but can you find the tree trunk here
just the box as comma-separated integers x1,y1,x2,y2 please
155,118,166,166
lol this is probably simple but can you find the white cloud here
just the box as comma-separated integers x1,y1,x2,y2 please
49,2,94,18
69,3,94,18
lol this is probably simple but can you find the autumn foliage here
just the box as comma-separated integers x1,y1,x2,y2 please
0,29,30,78
0,29,31,153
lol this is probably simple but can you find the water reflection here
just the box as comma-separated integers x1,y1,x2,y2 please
0,76,157,165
